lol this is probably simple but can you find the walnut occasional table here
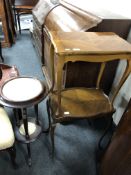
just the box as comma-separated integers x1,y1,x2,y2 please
44,31,131,153
45,31,131,99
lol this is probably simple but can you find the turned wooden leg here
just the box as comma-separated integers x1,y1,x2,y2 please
43,99,51,133
0,42,4,62
21,108,31,166
46,99,56,155
34,104,39,125
50,123,56,156
98,117,113,150
27,143,31,167
13,108,21,126
17,13,21,34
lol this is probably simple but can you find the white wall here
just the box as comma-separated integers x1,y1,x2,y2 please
112,32,131,124
62,0,131,19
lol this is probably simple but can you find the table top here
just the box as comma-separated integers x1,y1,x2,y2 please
0,77,47,108
14,0,38,7
1,77,43,102
48,31,131,56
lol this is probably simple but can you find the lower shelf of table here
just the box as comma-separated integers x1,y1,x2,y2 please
15,117,42,144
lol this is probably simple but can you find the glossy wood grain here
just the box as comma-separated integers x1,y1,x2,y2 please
50,88,114,120
45,5,101,32
48,31,131,55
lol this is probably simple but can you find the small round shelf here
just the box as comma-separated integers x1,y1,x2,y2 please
15,118,42,144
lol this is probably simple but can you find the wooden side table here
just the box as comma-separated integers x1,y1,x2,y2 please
0,76,48,166
44,31,131,153
44,31,131,97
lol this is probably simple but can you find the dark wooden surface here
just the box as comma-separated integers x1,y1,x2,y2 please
13,0,38,7
89,19,131,40
0,0,16,47
100,99,131,175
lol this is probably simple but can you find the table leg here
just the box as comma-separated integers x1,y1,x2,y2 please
22,108,29,138
21,108,32,166
27,143,31,167
43,99,51,133
13,8,17,30
17,13,21,34
34,104,39,125
13,108,20,126
0,42,4,62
